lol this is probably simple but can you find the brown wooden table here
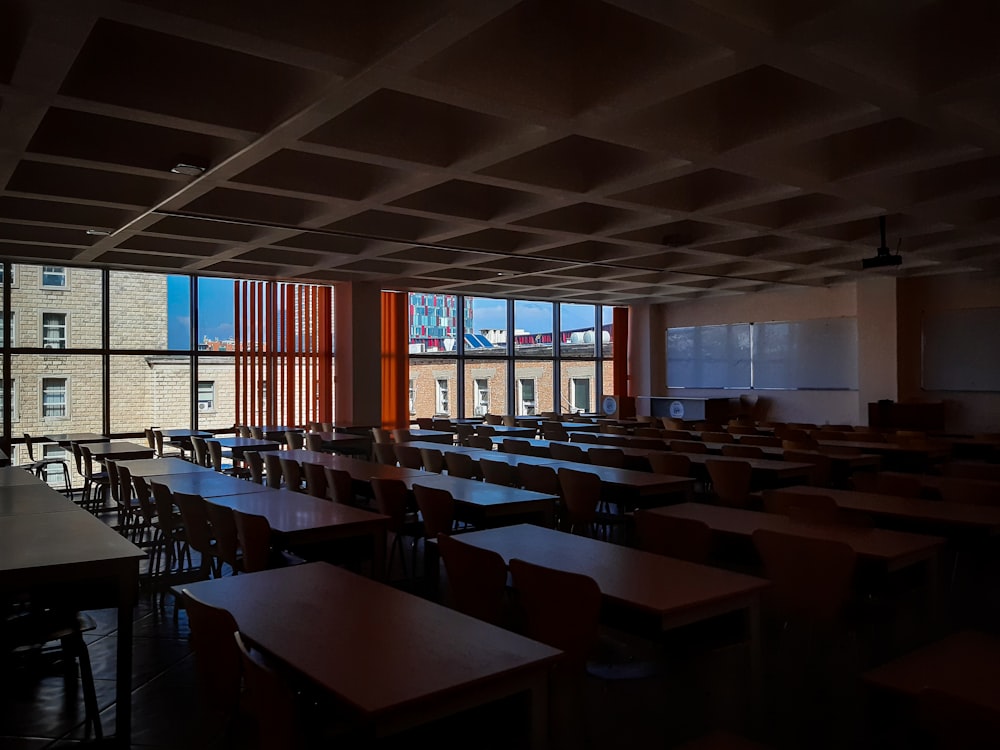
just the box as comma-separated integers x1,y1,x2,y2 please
0,479,83,515
407,429,454,444
207,488,388,572
864,630,1000,712
43,432,109,446
816,440,951,470
882,471,1000,501
210,436,281,458
262,450,424,486
481,425,536,439
0,466,51,487
114,457,211,478
676,452,815,489
157,429,212,439
0,470,144,746
143,470,272,499
86,441,156,462
179,563,559,746
404,473,557,528
315,431,370,454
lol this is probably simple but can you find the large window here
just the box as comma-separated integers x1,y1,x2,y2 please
41,266,67,289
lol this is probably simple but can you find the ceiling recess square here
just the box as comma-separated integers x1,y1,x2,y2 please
389,180,539,221
613,169,796,212
514,203,648,234
232,149,403,201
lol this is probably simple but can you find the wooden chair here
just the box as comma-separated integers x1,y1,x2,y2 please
323,467,354,505
438,532,508,625
784,450,833,487
302,462,327,499
263,453,283,488
371,427,392,444
502,415,517,427
413,484,456,543
284,431,304,450
416,418,435,429
278,457,303,492
851,472,921,498
726,425,760,436
701,431,734,443
634,511,713,563
518,463,561,496
149,481,189,580
444,451,479,480
305,433,324,452
509,558,601,671
740,435,782,447
587,447,626,468
180,590,242,720
174,491,220,578
647,451,692,477
662,429,693,440
550,442,586,463
232,509,302,573
661,417,685,430
484,414,503,426
234,632,299,750
556,467,600,535
480,458,518,487
23,433,72,493
722,443,764,459
153,429,183,459
391,428,412,443
79,444,110,514
501,438,532,455
393,444,423,470
373,442,397,466
455,424,476,446
371,478,420,578
204,501,241,575
671,440,707,454
467,436,494,450
419,448,445,474
785,496,844,525
694,422,722,432
752,529,856,628
249,426,265,439
705,459,753,508
244,451,264,484
542,424,570,441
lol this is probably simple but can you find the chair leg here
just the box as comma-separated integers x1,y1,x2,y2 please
68,630,103,741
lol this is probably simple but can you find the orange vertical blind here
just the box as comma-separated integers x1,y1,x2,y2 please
381,291,409,430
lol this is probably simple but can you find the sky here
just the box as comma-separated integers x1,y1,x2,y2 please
470,298,608,333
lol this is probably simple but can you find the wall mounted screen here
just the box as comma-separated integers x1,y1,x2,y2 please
922,307,1000,392
752,318,858,390
667,324,751,388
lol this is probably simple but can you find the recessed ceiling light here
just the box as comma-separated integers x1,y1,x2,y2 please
170,163,207,176
85,229,110,236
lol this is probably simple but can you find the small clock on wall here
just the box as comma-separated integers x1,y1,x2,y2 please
669,400,685,419
601,395,618,417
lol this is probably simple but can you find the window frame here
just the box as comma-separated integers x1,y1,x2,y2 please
40,311,68,349
40,266,68,290
517,377,536,416
40,376,69,419
197,380,216,413
569,376,590,413
435,378,449,415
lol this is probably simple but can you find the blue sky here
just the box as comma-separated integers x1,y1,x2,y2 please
167,276,234,348
471,298,603,333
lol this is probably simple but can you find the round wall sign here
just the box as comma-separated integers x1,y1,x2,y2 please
669,400,685,419
601,396,618,416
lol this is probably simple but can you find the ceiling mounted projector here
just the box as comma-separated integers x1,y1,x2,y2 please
862,215,902,270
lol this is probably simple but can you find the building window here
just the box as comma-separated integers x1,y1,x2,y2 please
517,378,536,416
41,266,67,289
42,377,67,418
198,381,215,412
1,264,16,287
1,311,13,347
474,378,489,416
41,312,67,348
570,377,590,413
408,379,416,415
435,378,449,415
42,445,68,484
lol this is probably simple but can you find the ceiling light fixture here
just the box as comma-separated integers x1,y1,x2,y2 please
862,215,902,270
170,163,207,176
85,229,110,236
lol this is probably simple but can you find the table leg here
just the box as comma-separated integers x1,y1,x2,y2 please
115,568,139,747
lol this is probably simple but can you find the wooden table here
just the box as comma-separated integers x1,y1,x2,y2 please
179,563,559,746
652,503,945,573
0,466,51,487
114,457,210,478
676,452,815,489
315,431,370,454
86,441,156,462
404,473,557,528
252,425,302,440
772,486,1000,537
483,425,537,439
143,470,272,499
43,432,109,446
207,488,388,571
0,469,144,745
263,450,424,486
816,440,951,470
459,524,767,677
406,429,454,444
864,630,1000,712
210,436,281,458
157,429,211,439
882,471,1000,501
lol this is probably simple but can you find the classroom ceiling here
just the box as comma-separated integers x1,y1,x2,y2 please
1,0,1000,305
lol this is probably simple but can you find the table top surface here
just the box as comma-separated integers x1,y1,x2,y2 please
404,473,558,508
145,471,272,498
0,481,84,516
179,562,560,716
315,431,371,443
43,432,108,443
211,436,282,449
817,440,951,457
460,524,767,620
775,485,1000,531
408,429,455,439
883,471,1000,490
675,451,816,476
863,630,1000,711
84,441,156,457
652,503,945,566
207,489,388,536
483,425,536,435
157,429,212,438
0,466,51,487
253,425,302,433
115,457,211,477
265,450,425,483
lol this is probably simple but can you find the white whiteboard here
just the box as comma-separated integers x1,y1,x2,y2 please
752,318,858,390
666,324,751,388
922,308,1000,392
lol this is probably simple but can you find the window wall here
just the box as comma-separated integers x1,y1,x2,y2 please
408,293,614,420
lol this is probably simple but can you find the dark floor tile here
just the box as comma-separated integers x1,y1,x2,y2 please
83,636,191,688
0,671,115,741
0,738,53,750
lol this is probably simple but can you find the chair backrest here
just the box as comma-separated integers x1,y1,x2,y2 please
23,433,38,461
413,484,455,538
693,422,722,432
727,425,759,435
480,458,518,487
262,453,283,488
701,431,734,443
371,478,408,532
721,443,764,459
438,533,508,625
234,632,297,750
204,500,240,570
144,428,157,450
149,481,178,532
305,433,323,452
661,429,692,440
752,529,856,626
70,440,84,477
237,425,252,438
661,418,685,430
509,558,601,668
152,429,167,458
206,440,224,472
501,438,532,455
302,462,327,499
542,424,569,441
588,447,626,468
518,463,560,496
232,509,273,574
571,432,600,444
783,450,833,487
373,442,398,466
670,440,707,454
646,451,692,477
181,589,241,715
174,492,215,556
79,444,99,481
467,436,494,450
455,424,476,445
444,451,478,479
249,425,264,440
420,448,445,473
740,435,782,447
324,467,354,504
634,511,713,563
190,436,209,467
557,467,600,528
284,431,304,450
131,472,155,524
244,451,264,484
484,413,502,425
371,427,392,444
278,457,302,492
116,463,133,504
394,444,423,470
705,459,753,508
785,496,843,525
851,472,922,498
391,428,412,443
106,459,120,504
416,418,435,430
550,442,586,463
502,415,517,427
477,425,495,438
